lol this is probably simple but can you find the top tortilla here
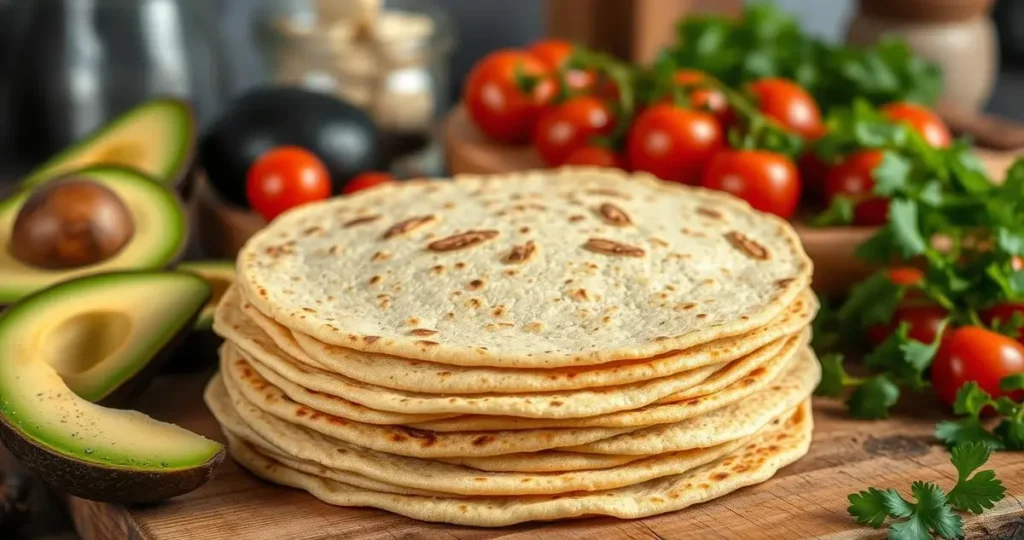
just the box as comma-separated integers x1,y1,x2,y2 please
238,167,812,366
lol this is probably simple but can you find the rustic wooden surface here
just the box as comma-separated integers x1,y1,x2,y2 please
442,105,1023,296
64,368,1024,540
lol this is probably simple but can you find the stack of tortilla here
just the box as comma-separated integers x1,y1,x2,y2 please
206,168,820,527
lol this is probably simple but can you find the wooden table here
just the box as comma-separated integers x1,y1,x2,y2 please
63,370,1024,540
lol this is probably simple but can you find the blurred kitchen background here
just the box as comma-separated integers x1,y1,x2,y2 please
0,0,1022,177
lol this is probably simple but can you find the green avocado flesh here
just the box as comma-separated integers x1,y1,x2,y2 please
0,166,187,304
178,261,235,331
0,272,221,474
20,99,195,190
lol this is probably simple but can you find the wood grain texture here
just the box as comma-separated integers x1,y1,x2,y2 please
67,370,1024,540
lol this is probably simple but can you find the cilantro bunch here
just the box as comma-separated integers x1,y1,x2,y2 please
936,377,1024,451
665,3,942,113
848,442,1005,540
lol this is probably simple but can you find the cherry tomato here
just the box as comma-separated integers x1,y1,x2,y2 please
563,146,627,169
343,172,396,194
667,70,732,131
931,326,1024,406
533,96,614,166
627,104,724,185
887,266,925,287
981,302,1024,345
881,102,952,149
748,78,823,139
464,50,553,144
826,150,889,226
246,146,331,221
527,39,573,70
867,305,948,346
700,150,801,219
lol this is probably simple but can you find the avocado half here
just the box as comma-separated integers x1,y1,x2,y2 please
177,260,235,331
0,166,188,305
20,99,196,191
0,271,225,504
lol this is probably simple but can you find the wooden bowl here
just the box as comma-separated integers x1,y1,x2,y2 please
443,105,1020,296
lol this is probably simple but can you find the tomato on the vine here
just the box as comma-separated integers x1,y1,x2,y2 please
667,70,732,130
981,302,1024,345
563,146,627,169
931,326,1024,406
533,96,614,166
826,149,889,226
881,102,952,149
627,104,724,185
527,39,573,70
700,150,801,219
867,305,948,347
343,172,396,194
246,146,331,221
464,50,554,144
748,78,823,139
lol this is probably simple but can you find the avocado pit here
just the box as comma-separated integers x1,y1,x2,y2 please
9,178,135,270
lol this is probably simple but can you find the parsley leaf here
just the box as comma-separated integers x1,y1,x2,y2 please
946,442,1006,514
847,375,900,419
888,199,928,258
847,442,1004,540
810,196,854,227
839,272,904,329
872,151,914,196
816,353,851,397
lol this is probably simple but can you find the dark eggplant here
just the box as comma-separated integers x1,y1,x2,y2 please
200,87,381,207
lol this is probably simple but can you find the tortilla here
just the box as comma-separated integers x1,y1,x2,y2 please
237,167,812,367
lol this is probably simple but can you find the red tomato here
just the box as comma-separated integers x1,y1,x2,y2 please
931,326,1024,406
826,150,889,226
867,305,948,346
627,104,725,185
700,150,801,219
748,78,823,139
532,96,614,166
464,50,553,144
981,302,1024,345
246,146,331,221
887,266,925,287
527,39,573,70
343,172,396,194
563,146,627,169
799,151,831,203
881,102,952,149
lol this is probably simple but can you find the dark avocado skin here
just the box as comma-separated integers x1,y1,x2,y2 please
0,418,225,504
200,87,381,206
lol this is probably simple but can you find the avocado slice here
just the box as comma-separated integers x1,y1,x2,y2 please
20,99,196,191
177,261,235,331
0,271,225,503
0,166,187,305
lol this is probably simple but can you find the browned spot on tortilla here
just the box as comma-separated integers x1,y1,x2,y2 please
468,279,485,290
409,328,437,336
368,275,382,286
344,215,380,227
363,336,380,344
696,207,723,219
417,340,440,347
549,400,564,407
493,306,506,317
725,231,770,260
472,435,496,446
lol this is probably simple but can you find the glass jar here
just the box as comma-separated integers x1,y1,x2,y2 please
255,0,454,171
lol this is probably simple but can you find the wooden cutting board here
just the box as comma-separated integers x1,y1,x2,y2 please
64,370,1024,540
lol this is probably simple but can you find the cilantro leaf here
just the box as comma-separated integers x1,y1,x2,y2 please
994,419,1024,451
839,272,903,329
947,442,1006,514
816,353,849,397
811,196,854,227
848,487,902,528
888,199,928,258
997,228,1024,256
855,228,898,265
935,419,1005,451
862,320,945,392
1000,374,1024,392
872,151,914,196
887,482,962,540
847,375,900,419
953,382,991,417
